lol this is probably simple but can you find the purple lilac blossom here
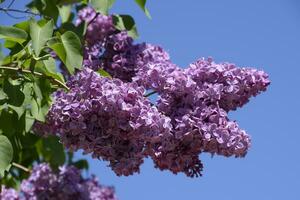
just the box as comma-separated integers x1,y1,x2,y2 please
0,186,19,200
185,57,270,111
16,163,117,200
39,68,172,176
43,6,270,177
76,7,115,57
98,32,171,82
134,57,268,177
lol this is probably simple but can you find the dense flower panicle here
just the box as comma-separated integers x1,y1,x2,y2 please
40,7,270,177
20,163,59,200
100,32,172,82
0,163,117,200
185,58,270,111
0,186,19,200
76,7,115,56
137,57,263,176
84,176,117,200
41,68,172,176
77,7,115,72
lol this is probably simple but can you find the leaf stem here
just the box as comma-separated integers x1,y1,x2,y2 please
0,65,69,90
11,162,31,173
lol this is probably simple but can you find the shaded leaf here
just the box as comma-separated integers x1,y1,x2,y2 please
0,135,13,176
3,79,25,107
113,14,138,39
73,159,89,170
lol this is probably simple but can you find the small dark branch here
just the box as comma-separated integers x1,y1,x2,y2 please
144,91,157,97
0,65,69,90
3,10,24,19
7,0,16,9
0,7,39,16
87,13,100,27
12,162,31,173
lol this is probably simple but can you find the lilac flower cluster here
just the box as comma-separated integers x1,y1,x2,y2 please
1,163,117,200
185,58,270,111
99,33,172,82
35,7,270,178
78,7,171,81
0,186,19,200
135,57,269,176
76,6,115,57
42,68,172,176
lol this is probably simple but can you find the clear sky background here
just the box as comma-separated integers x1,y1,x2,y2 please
1,0,300,200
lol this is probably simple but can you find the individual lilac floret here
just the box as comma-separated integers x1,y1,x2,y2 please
0,186,19,200
185,58,270,111
18,163,118,200
40,68,172,176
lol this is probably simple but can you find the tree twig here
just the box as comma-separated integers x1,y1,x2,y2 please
7,0,16,9
0,65,69,90
12,162,31,173
0,7,38,16
144,90,157,97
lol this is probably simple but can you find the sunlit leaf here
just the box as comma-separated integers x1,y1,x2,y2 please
91,0,115,15
134,0,151,18
0,26,28,44
97,68,112,78
30,19,54,56
58,5,72,23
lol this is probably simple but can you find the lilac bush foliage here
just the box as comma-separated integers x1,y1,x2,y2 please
36,7,270,178
1,163,117,200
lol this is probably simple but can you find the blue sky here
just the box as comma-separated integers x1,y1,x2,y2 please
1,0,300,200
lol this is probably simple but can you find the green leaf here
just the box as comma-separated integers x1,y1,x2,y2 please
91,0,115,15
14,21,30,33
37,136,66,167
60,31,83,73
30,19,54,57
73,159,89,170
134,0,151,18
25,116,35,132
3,79,25,107
113,15,139,39
39,57,65,83
58,5,72,23
97,68,112,78
0,109,18,135
0,26,28,44
8,105,25,119
0,135,13,176
0,43,4,62
58,0,81,4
